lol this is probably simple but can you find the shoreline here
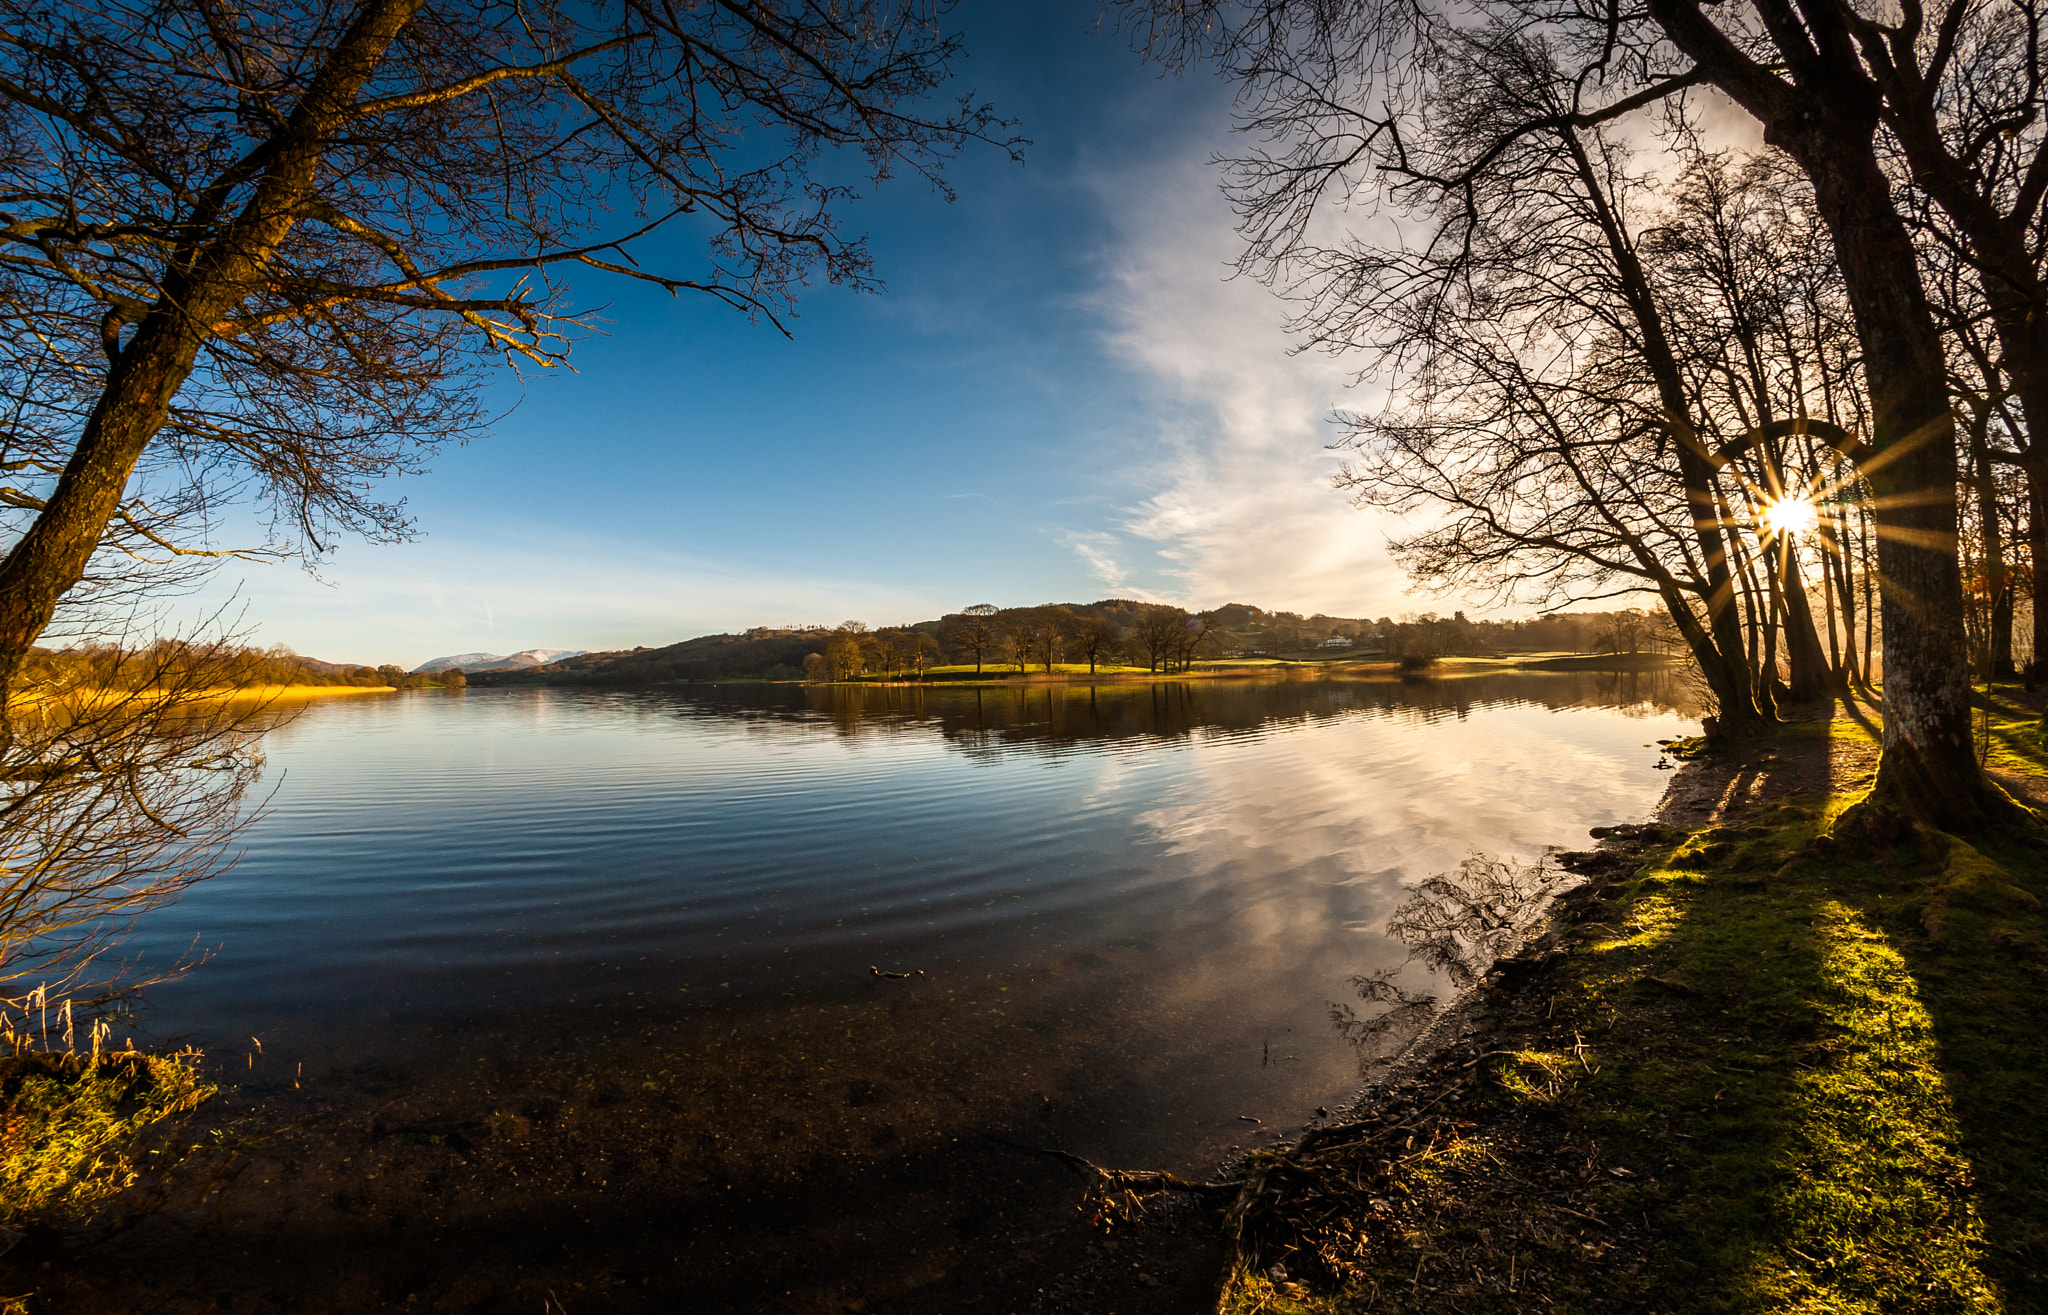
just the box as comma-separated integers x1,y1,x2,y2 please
16,684,2035,1314
470,652,1686,691
1137,691,2048,1312
754,653,1681,689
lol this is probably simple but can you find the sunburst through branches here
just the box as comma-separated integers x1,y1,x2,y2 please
1761,493,1821,539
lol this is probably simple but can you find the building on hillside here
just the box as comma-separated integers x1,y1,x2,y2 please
1318,635,1354,649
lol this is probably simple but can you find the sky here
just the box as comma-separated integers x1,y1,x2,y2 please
196,2,1424,668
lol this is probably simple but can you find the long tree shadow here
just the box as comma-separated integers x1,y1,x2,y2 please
1856,826,2048,1307
1230,717,2039,1312
1580,716,2044,1311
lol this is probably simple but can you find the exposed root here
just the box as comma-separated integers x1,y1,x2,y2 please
1831,745,2042,844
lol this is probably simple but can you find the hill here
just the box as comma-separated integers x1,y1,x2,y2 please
414,648,587,674
465,603,1671,687
499,630,825,684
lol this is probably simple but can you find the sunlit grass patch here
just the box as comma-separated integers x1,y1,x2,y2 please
1978,685,2048,777
1587,890,1683,952
1207,709,2045,1313
1494,1049,1575,1104
1734,901,2000,1312
0,1046,216,1231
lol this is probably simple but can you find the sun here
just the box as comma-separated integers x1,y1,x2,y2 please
1762,494,1820,538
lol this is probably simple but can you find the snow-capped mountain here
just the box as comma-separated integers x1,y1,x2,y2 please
412,648,586,674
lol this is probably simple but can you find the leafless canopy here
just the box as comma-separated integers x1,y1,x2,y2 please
0,0,1015,679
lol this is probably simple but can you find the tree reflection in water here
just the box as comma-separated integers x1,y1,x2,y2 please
659,668,1703,760
1332,852,1577,1075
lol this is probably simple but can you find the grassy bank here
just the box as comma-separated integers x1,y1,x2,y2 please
195,684,399,700
1198,691,2047,1313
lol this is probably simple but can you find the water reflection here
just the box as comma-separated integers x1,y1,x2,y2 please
665,668,1701,756
121,674,1695,1311
1330,851,1578,1075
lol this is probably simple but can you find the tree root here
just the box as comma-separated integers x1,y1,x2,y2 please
1001,1096,1477,1311
1828,757,2042,852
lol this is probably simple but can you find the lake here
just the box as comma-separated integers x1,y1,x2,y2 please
122,672,1697,1310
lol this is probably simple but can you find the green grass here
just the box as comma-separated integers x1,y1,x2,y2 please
1570,817,2020,1311
1218,714,2047,1314
1980,685,2048,777
914,662,1154,676
0,1046,217,1231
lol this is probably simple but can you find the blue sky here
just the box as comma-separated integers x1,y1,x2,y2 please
198,2,1419,667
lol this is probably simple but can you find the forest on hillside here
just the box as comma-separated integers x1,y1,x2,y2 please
475,601,1694,686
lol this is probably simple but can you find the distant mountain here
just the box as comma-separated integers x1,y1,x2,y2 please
413,648,586,674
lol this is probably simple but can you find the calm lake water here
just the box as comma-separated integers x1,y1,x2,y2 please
104,673,1698,1311
133,673,1694,1169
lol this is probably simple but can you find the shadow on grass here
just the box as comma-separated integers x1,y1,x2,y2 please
1215,706,2043,1314
1569,720,2044,1312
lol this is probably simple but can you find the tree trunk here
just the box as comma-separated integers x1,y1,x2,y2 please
2027,451,2048,681
1777,539,1834,701
1563,128,1769,733
1965,409,2016,678
0,0,424,696
1820,528,1842,678
1793,133,2009,824
1827,504,1860,683
1647,0,2028,829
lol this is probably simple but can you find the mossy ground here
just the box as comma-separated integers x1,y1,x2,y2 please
1208,692,2048,1314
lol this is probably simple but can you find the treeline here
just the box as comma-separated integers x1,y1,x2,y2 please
17,644,464,690
484,602,1688,687
673,667,1704,756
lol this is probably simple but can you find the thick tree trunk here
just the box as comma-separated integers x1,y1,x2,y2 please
1647,0,2029,829
0,0,421,696
1793,136,2012,825
1657,585,1757,738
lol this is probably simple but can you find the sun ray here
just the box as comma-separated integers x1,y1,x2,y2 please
1762,492,1820,539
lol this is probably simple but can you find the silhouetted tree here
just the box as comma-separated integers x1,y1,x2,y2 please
0,0,1016,697
1123,0,2029,827
1133,604,1188,673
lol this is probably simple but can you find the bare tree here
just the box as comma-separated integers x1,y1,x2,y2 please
908,630,941,680
823,630,865,681
1121,0,2029,828
1026,605,1069,672
1062,611,1119,674
1133,604,1187,673
940,604,1000,673
1640,0,2031,824
995,608,1034,673
0,0,1017,694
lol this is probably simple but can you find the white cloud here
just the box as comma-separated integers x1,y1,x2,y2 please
1055,528,1163,599
1078,149,1418,618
